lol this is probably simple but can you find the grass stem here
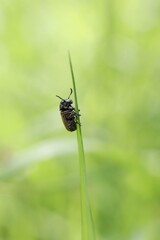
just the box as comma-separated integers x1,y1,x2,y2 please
68,52,95,240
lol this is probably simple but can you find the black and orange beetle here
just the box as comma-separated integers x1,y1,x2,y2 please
56,88,80,132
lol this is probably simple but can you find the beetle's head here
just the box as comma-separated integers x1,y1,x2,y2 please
56,88,73,111
59,99,73,110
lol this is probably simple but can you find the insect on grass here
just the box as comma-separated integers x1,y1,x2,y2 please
56,88,81,132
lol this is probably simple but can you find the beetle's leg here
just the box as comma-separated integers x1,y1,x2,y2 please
71,108,81,116
74,110,81,116
75,114,81,126
73,108,80,112
68,111,75,118
75,112,81,116
76,120,81,126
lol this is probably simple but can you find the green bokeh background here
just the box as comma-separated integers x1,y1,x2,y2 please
0,1,160,239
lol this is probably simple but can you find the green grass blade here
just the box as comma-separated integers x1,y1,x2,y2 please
68,52,95,240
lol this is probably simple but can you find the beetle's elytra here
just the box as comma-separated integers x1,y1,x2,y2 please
56,88,80,132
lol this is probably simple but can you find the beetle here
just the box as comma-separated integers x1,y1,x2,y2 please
56,88,80,132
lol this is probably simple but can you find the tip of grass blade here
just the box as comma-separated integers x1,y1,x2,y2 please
68,52,79,112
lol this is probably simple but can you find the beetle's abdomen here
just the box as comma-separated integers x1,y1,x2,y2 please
60,110,77,132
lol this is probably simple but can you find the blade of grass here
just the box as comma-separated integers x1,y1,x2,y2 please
68,52,95,240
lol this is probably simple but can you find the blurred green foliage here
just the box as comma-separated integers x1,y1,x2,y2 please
0,0,160,239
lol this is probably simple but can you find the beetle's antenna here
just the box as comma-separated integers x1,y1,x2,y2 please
68,88,73,99
56,95,64,100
